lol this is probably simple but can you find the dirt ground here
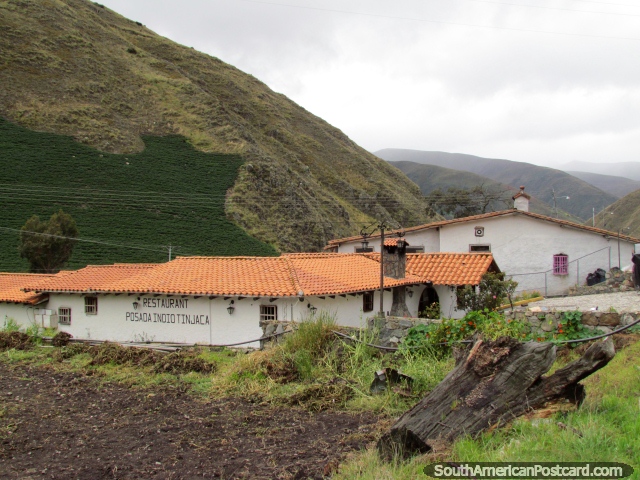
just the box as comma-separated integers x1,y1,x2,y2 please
0,363,381,479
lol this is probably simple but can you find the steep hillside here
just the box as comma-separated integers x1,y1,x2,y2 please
563,161,640,181
0,118,278,272
376,149,618,221
0,0,433,254
566,171,640,198
389,160,576,220
592,189,640,238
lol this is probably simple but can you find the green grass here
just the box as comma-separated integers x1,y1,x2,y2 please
0,117,277,271
334,340,640,479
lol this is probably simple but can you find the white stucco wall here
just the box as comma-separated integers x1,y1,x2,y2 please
438,215,636,296
334,214,636,297
46,294,263,346
43,290,405,345
1,303,39,329
334,229,440,254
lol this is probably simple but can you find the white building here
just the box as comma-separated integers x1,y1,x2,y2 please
326,187,639,296
0,273,52,328
2,250,498,345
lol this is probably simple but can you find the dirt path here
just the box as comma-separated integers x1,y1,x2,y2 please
0,363,380,479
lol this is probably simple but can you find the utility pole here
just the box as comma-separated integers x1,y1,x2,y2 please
551,189,570,219
379,224,385,316
592,207,595,227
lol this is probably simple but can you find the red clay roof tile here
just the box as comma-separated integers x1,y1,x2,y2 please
0,273,55,304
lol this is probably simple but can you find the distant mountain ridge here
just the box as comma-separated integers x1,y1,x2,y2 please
389,160,577,220
376,149,618,221
563,161,640,181
565,171,640,199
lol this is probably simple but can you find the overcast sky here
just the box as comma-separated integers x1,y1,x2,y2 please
99,0,640,168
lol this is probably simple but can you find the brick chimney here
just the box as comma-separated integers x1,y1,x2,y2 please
512,185,531,212
383,238,411,317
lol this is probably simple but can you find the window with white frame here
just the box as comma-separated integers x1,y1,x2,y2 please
84,296,98,315
58,307,71,325
363,291,374,312
553,254,569,275
260,305,277,321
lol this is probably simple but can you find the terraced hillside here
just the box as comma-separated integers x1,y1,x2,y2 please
0,0,433,254
0,118,277,272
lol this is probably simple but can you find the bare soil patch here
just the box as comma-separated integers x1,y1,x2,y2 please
0,362,380,479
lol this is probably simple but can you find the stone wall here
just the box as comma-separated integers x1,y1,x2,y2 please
504,307,638,336
568,268,636,296
368,315,440,347
370,309,639,347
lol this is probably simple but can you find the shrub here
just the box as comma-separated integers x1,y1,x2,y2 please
402,310,529,355
457,272,517,311
419,302,440,319
2,317,20,333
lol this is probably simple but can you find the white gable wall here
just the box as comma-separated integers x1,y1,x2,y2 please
334,228,440,254
439,215,635,295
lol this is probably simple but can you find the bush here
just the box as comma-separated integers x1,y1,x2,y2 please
457,272,517,312
2,317,20,333
0,331,33,350
402,310,529,356
419,302,440,319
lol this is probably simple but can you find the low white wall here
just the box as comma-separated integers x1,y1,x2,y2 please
1,303,38,329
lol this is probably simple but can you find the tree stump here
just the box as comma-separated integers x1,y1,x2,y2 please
378,336,615,458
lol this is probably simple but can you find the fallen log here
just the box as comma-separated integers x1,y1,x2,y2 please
378,336,615,458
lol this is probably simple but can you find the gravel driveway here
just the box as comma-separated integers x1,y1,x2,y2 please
534,291,640,313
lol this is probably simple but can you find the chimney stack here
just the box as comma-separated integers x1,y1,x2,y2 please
383,238,412,317
512,185,531,212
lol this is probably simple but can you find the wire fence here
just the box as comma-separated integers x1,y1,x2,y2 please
509,247,612,297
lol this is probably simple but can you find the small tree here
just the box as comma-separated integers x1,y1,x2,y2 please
19,210,78,273
425,184,511,219
457,272,518,312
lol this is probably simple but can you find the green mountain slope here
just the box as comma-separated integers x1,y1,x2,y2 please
376,149,618,221
592,189,640,238
0,0,433,254
0,118,277,272
390,161,577,220
565,171,640,199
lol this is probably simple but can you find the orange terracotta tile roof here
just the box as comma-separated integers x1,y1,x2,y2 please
0,273,55,304
364,252,497,286
284,253,423,295
114,257,300,297
23,252,495,297
383,237,409,247
327,209,640,245
406,253,498,286
23,264,158,294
